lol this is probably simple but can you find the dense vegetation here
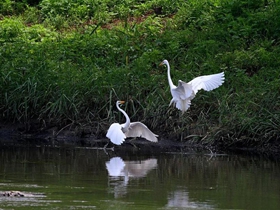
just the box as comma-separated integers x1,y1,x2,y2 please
1,0,280,151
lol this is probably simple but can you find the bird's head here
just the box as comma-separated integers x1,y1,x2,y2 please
116,100,125,106
159,60,168,66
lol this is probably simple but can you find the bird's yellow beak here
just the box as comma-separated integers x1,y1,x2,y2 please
159,62,164,66
119,100,125,104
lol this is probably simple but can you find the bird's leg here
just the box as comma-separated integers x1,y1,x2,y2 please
127,138,139,148
103,141,109,149
103,139,114,150
129,142,138,148
103,147,109,155
180,112,184,142
180,121,184,142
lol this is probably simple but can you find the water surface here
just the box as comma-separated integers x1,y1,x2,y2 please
0,145,279,209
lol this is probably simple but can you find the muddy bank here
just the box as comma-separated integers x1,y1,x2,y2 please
0,121,205,153
0,122,279,157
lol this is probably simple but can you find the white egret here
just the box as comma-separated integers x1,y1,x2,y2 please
106,157,158,198
160,59,225,113
106,101,158,146
106,157,158,179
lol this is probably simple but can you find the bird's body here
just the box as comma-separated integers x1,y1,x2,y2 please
106,101,158,145
160,60,225,113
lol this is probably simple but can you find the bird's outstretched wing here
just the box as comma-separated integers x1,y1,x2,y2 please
106,123,126,145
125,159,158,177
188,72,225,94
124,122,158,142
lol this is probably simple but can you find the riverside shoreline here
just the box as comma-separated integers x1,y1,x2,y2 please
1,122,279,157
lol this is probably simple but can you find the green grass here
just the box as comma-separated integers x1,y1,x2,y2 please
0,0,280,150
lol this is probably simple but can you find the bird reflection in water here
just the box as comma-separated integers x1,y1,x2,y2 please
166,188,214,209
106,157,157,198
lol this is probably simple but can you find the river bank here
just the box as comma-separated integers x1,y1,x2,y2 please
1,1,280,152
1,122,279,157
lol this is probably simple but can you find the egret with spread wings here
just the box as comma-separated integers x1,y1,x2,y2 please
160,60,225,113
106,101,158,146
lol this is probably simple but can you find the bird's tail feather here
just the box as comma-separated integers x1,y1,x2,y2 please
176,99,191,113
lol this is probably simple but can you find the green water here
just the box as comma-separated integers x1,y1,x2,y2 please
0,145,279,209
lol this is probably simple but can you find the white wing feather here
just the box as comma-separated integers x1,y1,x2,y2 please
106,157,125,176
106,123,126,145
188,72,225,94
169,96,191,113
169,73,224,113
124,122,158,143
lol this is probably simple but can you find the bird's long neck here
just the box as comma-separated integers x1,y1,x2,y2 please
166,61,175,89
117,103,130,132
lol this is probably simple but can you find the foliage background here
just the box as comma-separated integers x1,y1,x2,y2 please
0,0,280,150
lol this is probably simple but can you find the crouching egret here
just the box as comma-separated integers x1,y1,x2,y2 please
160,59,225,113
106,101,158,146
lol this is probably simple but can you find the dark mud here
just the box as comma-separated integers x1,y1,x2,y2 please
0,121,216,154
0,122,279,157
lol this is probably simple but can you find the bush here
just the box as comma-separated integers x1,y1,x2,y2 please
0,0,280,149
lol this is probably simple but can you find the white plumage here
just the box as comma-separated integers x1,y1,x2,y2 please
106,123,126,145
106,157,158,178
160,60,225,113
106,101,158,145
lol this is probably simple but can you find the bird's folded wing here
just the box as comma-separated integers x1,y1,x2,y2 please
188,72,225,94
106,123,126,145
125,122,158,142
